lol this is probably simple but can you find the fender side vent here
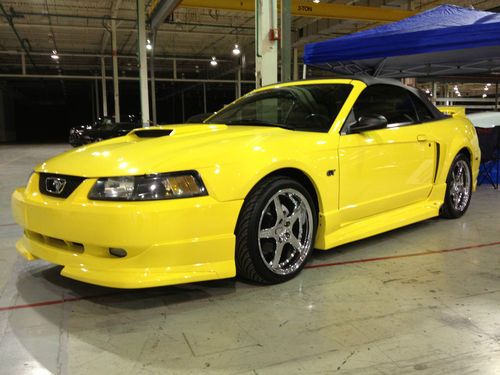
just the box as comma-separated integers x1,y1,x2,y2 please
434,143,441,183
133,129,173,138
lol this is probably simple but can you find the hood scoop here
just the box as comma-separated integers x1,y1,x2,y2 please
132,129,173,138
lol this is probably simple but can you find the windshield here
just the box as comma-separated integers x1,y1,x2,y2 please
206,84,353,132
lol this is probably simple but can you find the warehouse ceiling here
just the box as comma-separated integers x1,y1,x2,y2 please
0,0,499,79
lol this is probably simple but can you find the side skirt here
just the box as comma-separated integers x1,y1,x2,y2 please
317,199,442,250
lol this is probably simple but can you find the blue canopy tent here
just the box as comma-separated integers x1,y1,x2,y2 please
303,5,500,77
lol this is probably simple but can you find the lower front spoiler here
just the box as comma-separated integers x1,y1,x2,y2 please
16,234,236,289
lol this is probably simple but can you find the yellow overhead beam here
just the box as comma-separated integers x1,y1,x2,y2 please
179,0,415,23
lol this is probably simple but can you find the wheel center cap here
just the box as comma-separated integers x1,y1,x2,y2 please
275,227,290,242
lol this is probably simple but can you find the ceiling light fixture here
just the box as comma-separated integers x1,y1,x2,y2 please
482,93,487,98
210,56,218,67
50,50,59,60
146,39,152,51
313,0,320,3
232,44,241,56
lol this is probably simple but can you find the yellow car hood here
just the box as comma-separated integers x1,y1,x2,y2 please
36,124,312,177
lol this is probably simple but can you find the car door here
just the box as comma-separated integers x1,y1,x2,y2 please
338,84,436,223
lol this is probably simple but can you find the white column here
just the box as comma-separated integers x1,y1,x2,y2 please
95,78,100,119
280,0,291,83
255,0,278,88
101,57,108,117
203,83,207,113
150,30,157,125
21,54,26,75
292,47,299,81
111,19,120,122
235,66,242,99
137,0,150,127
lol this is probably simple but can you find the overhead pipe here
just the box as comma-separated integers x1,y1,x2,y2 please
2,10,134,23
0,4,37,71
149,0,183,30
0,50,234,63
0,73,255,84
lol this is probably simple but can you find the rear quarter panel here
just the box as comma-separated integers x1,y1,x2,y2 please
427,116,480,189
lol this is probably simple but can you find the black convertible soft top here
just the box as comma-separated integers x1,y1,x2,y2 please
348,76,447,120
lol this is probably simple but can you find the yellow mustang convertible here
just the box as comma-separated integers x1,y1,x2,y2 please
12,78,480,288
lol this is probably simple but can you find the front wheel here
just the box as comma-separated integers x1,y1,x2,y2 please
235,176,317,284
440,153,472,219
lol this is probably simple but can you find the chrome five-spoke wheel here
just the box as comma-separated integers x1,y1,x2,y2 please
258,189,314,275
441,153,472,219
235,176,317,284
449,159,471,212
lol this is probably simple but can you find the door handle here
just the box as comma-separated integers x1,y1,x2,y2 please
417,135,427,142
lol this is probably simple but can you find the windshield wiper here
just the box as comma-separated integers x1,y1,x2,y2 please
224,119,295,130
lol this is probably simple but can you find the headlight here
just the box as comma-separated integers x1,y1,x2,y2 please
88,171,207,201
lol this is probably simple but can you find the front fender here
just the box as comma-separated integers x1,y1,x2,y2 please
198,151,338,216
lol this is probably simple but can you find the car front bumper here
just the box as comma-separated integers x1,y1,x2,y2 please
12,173,242,288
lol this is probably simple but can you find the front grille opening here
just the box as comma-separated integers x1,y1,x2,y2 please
25,230,84,254
39,173,86,198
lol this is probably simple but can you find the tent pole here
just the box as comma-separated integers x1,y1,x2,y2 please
432,81,437,105
496,82,499,111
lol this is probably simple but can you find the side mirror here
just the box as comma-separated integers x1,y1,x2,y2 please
349,114,388,133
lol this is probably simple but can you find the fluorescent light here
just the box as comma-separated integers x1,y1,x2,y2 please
232,44,241,56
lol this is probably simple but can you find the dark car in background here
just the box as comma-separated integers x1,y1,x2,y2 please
185,112,215,123
69,115,140,147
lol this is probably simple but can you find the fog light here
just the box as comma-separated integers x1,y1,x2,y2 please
109,248,127,258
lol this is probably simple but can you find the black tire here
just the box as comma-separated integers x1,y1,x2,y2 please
440,153,472,219
235,176,317,284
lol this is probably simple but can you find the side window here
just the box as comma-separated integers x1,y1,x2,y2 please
352,85,418,127
410,94,435,122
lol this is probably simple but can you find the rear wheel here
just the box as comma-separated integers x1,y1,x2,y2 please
440,153,472,219
235,176,317,284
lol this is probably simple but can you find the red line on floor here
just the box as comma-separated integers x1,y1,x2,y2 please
0,293,119,312
0,241,499,312
304,241,500,269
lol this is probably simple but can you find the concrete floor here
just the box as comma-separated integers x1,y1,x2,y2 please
1,144,499,375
